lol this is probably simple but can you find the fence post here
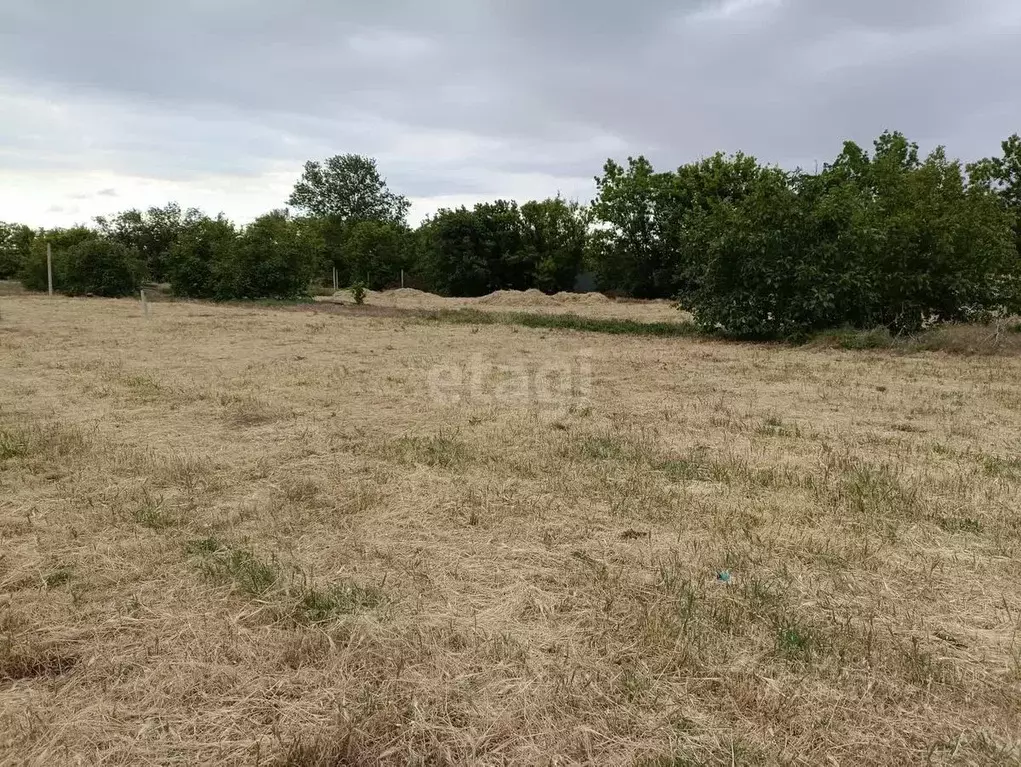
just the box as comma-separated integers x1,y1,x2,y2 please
47,242,53,296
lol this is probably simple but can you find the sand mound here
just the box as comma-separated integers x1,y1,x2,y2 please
552,291,611,305
475,289,555,307
387,288,432,299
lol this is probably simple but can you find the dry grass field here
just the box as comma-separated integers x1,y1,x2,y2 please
1,294,1020,766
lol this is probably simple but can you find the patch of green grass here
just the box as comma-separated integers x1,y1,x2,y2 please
44,567,74,589
0,427,30,460
189,542,280,596
185,536,224,556
579,435,631,461
132,492,177,530
755,414,803,438
0,422,88,462
422,308,699,337
571,429,658,465
811,326,894,350
933,515,984,534
775,617,815,661
386,431,471,469
981,454,1021,480
187,539,386,623
654,454,707,481
808,322,1021,356
833,457,922,520
293,582,385,624
121,373,165,400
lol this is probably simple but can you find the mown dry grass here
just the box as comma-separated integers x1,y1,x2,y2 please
1,294,1020,765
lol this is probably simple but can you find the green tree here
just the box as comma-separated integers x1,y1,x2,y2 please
19,226,95,292
0,222,34,279
288,155,410,284
343,220,412,289
677,167,829,337
288,154,410,224
165,215,238,298
418,207,491,296
519,197,587,292
418,201,525,296
591,152,767,298
215,211,316,300
62,238,145,297
590,156,668,297
968,134,1021,261
95,203,201,281
678,132,1019,338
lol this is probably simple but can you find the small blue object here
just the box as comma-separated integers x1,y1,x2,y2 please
716,569,732,583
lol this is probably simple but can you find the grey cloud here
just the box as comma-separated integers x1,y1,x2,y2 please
1,0,1018,220
97,188,117,197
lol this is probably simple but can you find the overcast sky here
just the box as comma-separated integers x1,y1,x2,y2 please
2,0,1019,228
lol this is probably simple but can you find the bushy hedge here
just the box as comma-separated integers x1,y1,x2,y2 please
62,239,145,297
19,227,96,293
675,135,1019,337
0,223,34,280
165,212,319,300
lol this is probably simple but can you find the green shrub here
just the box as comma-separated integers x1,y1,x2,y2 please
350,280,366,305
213,211,316,300
678,133,1020,338
62,238,145,297
166,216,237,298
19,227,94,293
0,223,34,280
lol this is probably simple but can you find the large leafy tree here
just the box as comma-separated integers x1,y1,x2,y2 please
343,220,413,289
520,197,587,293
590,156,668,297
0,222,34,279
215,211,316,300
99,204,200,281
679,132,1019,337
418,207,490,296
288,154,410,224
288,155,410,283
969,134,1021,260
590,152,767,299
418,201,526,296
19,226,95,292
94,202,202,282
165,215,238,298
62,238,145,297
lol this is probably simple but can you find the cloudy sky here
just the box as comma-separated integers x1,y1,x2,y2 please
1,0,1019,228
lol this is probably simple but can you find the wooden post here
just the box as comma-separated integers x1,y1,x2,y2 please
401,269,404,289
46,242,53,296
141,289,149,318
333,267,338,291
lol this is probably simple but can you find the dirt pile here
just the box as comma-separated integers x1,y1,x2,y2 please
475,288,555,307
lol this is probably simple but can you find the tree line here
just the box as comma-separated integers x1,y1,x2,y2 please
1,130,1019,337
